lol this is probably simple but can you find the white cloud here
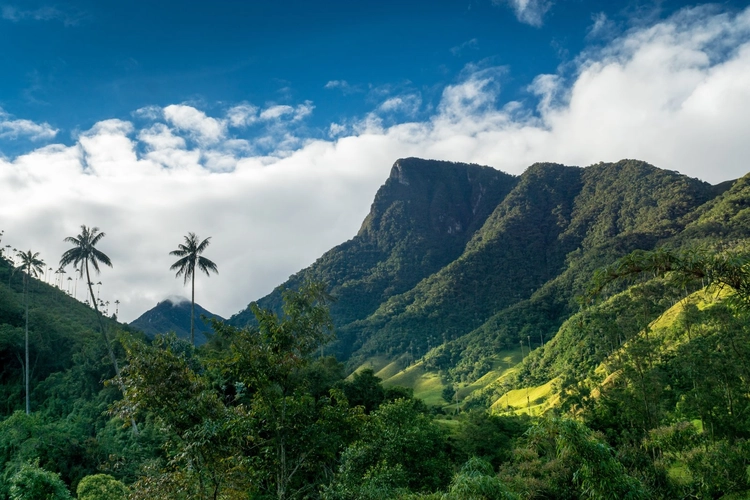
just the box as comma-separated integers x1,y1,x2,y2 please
164,104,226,144
293,101,314,121
259,104,294,121
2,5,750,326
324,80,349,90
132,105,163,121
0,108,58,140
259,102,314,122
226,104,258,127
324,80,362,95
329,122,348,137
587,12,616,39
378,94,422,115
138,123,186,150
494,0,552,27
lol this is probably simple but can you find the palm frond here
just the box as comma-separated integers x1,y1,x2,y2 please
198,256,218,276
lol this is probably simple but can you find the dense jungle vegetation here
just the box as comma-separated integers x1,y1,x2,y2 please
1,158,749,498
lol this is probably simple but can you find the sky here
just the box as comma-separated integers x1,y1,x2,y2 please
1,0,750,322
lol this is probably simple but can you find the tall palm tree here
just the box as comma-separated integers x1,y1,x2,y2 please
60,225,138,433
17,250,44,415
170,232,219,346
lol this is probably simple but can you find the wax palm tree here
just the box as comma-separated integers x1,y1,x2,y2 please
17,250,44,414
170,232,218,346
60,225,137,432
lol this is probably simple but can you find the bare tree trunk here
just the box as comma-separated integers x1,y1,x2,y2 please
191,269,196,346
24,274,29,415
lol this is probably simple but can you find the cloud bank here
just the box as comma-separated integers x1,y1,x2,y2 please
2,5,750,323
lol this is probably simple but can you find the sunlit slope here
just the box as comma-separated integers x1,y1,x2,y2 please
352,349,524,409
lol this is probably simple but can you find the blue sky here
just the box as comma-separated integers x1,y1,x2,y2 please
4,0,743,154
2,1,750,321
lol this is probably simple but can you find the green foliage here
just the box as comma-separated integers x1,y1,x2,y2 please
118,283,360,499
8,460,71,500
451,411,531,469
444,457,517,500
76,474,128,500
326,398,453,497
499,418,647,499
339,369,386,414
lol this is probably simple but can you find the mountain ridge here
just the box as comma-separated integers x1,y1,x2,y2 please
228,157,743,388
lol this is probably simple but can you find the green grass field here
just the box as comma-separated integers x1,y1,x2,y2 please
490,378,559,416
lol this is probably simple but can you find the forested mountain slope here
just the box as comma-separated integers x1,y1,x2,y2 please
229,157,517,328
235,158,729,381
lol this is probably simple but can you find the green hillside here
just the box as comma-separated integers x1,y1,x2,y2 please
241,158,725,386
0,255,137,416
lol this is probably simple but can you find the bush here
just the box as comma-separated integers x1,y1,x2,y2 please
77,474,129,500
9,460,71,500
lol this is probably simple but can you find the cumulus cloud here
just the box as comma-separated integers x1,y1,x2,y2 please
2,5,750,325
494,0,552,27
0,108,58,140
164,104,226,144
226,104,259,127
259,101,314,122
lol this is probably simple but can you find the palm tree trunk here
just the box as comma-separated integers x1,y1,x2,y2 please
86,261,139,434
24,274,29,415
191,269,196,346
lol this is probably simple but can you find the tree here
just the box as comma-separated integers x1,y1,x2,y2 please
76,474,128,500
169,232,218,346
9,460,72,500
16,250,44,415
117,283,355,500
59,225,136,432
325,398,453,497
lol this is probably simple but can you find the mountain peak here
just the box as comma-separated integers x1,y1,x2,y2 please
161,295,190,307
130,299,225,345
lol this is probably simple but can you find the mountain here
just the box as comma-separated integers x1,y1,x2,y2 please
129,297,225,345
231,158,737,381
229,157,517,329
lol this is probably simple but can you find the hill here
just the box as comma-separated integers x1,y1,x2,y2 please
129,297,224,346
